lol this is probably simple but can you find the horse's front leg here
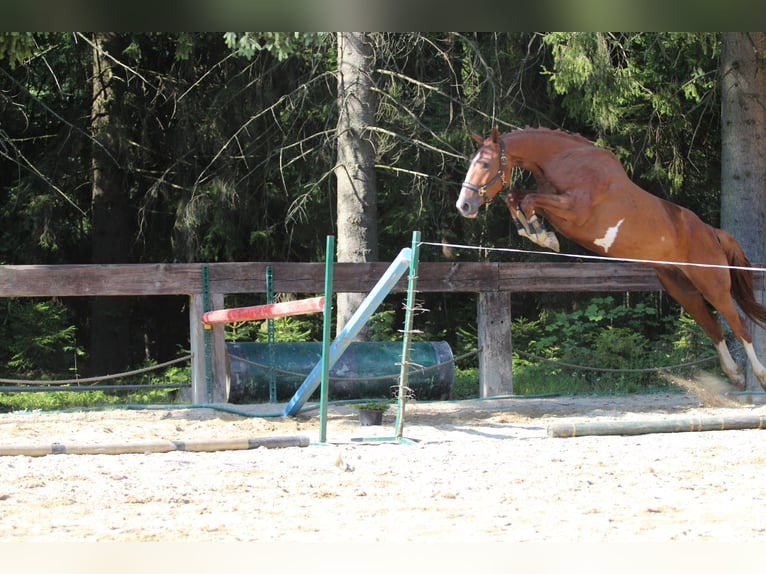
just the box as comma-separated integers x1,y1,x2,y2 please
506,191,560,252
521,190,583,226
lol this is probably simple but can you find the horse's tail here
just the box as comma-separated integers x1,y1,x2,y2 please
716,228,766,330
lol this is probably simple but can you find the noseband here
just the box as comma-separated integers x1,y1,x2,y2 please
462,138,507,199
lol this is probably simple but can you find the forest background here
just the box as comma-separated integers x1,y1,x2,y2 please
1,32,764,403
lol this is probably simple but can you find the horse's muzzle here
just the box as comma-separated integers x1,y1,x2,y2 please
455,189,481,218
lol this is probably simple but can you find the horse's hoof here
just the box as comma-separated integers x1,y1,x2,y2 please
729,373,747,391
545,233,560,253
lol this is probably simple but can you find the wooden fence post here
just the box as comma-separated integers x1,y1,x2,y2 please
745,283,766,404
477,291,513,397
189,293,226,403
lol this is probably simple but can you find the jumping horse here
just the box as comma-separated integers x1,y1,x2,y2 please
456,126,766,390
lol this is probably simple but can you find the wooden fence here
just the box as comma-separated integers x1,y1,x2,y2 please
0,261,678,402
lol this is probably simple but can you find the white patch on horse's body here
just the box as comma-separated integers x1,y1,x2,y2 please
593,218,625,253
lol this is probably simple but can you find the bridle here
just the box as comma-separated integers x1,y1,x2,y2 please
461,138,507,201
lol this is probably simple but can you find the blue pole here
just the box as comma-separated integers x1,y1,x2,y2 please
282,247,412,416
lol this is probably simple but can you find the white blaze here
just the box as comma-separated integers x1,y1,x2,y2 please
593,218,625,253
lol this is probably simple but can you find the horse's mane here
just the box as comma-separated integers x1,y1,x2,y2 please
510,126,596,146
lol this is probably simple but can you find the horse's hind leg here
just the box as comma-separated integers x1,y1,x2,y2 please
690,269,766,390
654,267,746,389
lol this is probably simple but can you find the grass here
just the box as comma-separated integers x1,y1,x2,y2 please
451,367,481,400
0,388,183,413
0,362,690,414
450,363,685,400
0,363,191,413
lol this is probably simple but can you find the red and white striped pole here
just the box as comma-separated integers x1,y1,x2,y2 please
202,296,324,326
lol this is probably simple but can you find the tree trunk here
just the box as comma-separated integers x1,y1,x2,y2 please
721,32,766,394
89,33,132,376
335,32,378,339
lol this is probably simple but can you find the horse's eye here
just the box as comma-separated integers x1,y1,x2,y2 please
479,161,490,169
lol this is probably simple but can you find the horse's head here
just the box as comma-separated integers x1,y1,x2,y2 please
455,126,507,218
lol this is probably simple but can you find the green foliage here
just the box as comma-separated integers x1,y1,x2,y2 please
444,293,717,398
511,295,711,395
224,32,325,61
543,32,636,132
0,32,39,68
0,388,181,413
543,33,719,134
173,179,268,262
451,367,480,400
0,298,83,378
541,32,721,208
0,361,190,412
365,309,401,342
256,316,312,343
672,313,711,359
222,314,315,343
352,400,391,411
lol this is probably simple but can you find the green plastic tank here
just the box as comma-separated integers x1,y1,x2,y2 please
226,341,454,403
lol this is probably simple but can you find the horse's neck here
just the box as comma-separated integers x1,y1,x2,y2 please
502,129,594,158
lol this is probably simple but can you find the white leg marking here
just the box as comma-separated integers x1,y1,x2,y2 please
717,340,744,388
717,341,739,375
515,212,560,252
593,218,625,254
743,341,766,389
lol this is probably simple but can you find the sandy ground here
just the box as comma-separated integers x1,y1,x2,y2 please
2,376,766,544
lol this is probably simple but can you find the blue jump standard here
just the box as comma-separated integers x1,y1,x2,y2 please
282,247,412,416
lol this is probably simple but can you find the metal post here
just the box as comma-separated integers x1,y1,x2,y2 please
319,235,335,443
201,265,214,403
395,230,420,439
266,265,276,403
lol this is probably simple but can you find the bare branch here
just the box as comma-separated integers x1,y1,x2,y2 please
194,70,335,187
0,66,120,167
0,132,86,216
366,125,465,160
74,32,158,92
375,68,516,130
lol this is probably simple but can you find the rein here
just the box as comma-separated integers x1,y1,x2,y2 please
461,138,507,199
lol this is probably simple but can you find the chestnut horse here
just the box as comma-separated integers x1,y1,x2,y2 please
456,126,766,390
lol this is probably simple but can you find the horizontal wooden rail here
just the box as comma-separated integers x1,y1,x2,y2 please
2,259,763,404
0,261,668,296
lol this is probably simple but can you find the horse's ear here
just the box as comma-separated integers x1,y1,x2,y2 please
491,126,500,143
470,131,484,145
